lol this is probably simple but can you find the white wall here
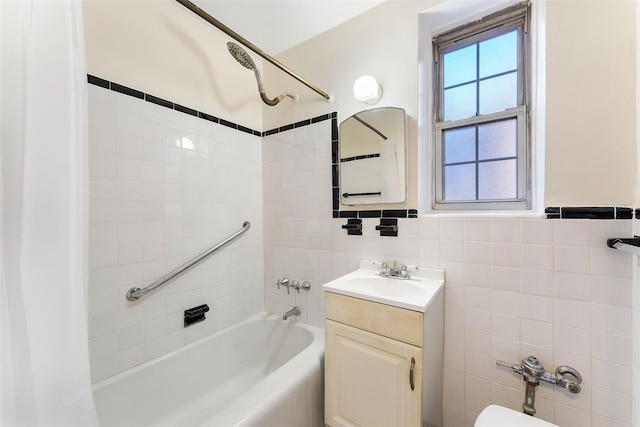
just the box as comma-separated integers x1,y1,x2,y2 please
83,0,263,131
265,0,637,208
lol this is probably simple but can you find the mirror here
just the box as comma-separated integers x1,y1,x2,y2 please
339,107,407,206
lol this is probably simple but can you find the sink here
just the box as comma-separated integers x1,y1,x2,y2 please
346,277,428,298
322,260,444,312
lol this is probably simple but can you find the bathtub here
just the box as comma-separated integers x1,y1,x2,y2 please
92,313,325,427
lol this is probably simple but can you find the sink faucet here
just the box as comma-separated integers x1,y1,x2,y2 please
380,261,410,280
282,305,301,321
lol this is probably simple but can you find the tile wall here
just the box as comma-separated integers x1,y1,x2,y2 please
87,83,264,383
88,83,637,425
263,122,636,427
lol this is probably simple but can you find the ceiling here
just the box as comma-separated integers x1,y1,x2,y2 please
192,0,385,55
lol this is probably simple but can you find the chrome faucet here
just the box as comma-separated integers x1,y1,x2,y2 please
380,261,410,280
497,356,582,416
282,305,301,321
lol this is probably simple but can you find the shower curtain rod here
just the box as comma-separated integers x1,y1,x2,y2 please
175,0,332,101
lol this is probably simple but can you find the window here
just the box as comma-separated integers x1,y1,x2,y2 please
433,2,530,210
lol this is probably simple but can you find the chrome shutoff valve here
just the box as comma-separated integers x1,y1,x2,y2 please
497,355,582,416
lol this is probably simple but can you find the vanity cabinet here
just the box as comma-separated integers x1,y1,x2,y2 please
325,292,441,427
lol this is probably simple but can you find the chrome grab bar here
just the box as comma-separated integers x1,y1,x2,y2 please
126,221,251,301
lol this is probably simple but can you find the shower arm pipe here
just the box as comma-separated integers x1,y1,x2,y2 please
126,221,251,301
175,0,332,101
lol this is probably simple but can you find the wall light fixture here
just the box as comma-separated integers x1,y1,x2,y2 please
353,75,382,104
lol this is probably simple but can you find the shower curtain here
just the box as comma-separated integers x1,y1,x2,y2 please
0,1,98,425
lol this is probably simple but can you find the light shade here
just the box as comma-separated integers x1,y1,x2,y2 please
353,75,382,104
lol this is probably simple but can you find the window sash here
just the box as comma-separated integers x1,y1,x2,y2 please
434,107,528,210
432,2,530,211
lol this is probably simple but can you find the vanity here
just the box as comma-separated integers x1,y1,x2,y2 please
323,261,444,427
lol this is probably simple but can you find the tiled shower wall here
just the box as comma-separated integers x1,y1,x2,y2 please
263,123,635,427
87,84,264,383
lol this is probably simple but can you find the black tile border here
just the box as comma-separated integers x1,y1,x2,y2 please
87,74,261,136
546,206,637,219
88,75,419,222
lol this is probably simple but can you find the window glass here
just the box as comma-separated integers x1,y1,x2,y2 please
444,44,477,87
443,126,475,164
444,83,476,121
444,164,476,201
478,119,517,160
479,30,518,78
478,159,517,199
433,2,530,209
479,73,517,114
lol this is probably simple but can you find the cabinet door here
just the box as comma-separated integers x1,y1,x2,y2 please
325,319,422,427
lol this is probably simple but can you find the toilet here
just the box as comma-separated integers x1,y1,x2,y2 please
475,405,559,427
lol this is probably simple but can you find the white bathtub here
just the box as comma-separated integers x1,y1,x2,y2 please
93,313,325,427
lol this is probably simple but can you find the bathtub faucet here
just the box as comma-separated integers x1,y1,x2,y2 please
282,306,301,321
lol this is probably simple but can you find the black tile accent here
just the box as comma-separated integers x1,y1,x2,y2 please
616,207,634,219
333,210,339,218
331,118,339,141
279,124,294,132
332,188,339,210
331,141,339,164
238,124,254,135
219,119,238,130
382,210,408,218
264,128,279,136
331,112,337,119
198,112,219,123
146,94,173,109
311,113,330,123
87,75,261,137
545,207,560,219
408,209,418,217
636,209,640,219
174,104,198,116
294,119,311,128
87,74,109,89
359,210,382,218
561,207,615,220
339,211,358,218
376,218,398,237
341,218,362,236
111,82,144,99
332,165,339,187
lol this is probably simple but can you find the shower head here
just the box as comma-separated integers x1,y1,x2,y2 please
227,42,256,70
225,41,298,106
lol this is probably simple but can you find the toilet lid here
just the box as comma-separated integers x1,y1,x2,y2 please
475,405,559,427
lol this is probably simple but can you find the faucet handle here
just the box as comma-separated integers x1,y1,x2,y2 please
496,359,524,375
291,280,300,293
276,278,289,290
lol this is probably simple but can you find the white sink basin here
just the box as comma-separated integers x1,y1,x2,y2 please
323,260,444,312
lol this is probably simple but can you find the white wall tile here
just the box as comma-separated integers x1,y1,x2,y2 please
89,88,263,381
91,90,637,424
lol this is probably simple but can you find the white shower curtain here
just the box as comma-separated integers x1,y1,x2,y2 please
0,1,98,425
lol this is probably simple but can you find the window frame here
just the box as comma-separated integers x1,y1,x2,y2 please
432,2,531,211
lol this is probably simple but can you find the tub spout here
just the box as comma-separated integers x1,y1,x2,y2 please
282,306,301,321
